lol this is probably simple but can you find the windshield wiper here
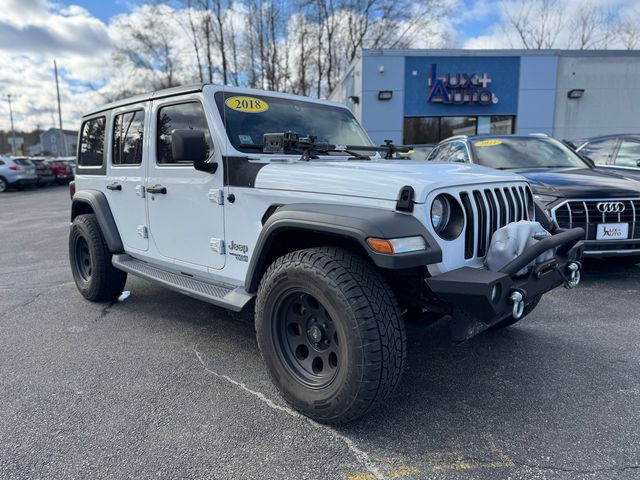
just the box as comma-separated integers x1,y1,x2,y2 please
262,132,412,161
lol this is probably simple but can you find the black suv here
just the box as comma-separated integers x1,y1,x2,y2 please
427,134,640,262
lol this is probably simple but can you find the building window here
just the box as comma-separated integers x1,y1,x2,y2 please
78,117,106,167
403,115,515,144
440,117,477,139
403,117,440,144
490,116,515,134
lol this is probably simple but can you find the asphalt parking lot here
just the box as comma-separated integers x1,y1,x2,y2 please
1,186,639,480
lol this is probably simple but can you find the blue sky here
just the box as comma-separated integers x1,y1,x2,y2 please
57,0,140,21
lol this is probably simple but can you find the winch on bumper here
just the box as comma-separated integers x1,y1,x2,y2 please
425,227,584,342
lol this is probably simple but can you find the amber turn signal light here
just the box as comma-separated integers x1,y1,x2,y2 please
366,238,395,254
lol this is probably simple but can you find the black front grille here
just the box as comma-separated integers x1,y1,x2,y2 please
552,200,640,241
460,186,533,259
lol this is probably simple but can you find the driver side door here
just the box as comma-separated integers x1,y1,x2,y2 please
146,96,226,274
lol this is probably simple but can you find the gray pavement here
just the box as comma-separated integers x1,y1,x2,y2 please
1,186,639,480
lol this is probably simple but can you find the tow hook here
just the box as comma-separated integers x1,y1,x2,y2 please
565,262,581,289
510,290,525,320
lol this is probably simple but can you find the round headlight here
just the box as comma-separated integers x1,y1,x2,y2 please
431,195,451,233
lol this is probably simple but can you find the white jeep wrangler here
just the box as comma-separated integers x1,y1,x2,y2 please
69,84,583,424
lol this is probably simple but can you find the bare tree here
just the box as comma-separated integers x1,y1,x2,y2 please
113,5,180,89
568,2,599,50
503,0,563,49
619,9,640,50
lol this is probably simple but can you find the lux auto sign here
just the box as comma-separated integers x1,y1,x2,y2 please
426,63,498,105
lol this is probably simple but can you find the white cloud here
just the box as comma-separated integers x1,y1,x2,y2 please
0,1,114,132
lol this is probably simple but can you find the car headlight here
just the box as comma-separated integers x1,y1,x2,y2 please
431,196,451,233
533,194,558,207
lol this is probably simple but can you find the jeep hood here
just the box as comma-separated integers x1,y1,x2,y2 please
254,160,524,202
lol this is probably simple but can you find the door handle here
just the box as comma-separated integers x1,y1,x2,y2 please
106,182,122,191
146,185,167,194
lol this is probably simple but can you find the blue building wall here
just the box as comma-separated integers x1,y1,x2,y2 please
404,56,520,117
360,54,406,144
516,56,558,135
334,50,640,143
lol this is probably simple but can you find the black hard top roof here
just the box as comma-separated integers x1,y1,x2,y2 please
83,84,206,117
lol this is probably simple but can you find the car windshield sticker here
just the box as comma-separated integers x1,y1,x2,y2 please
225,96,269,113
474,139,502,147
238,134,253,144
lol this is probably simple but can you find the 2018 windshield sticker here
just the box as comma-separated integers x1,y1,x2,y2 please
474,139,502,147
225,96,269,113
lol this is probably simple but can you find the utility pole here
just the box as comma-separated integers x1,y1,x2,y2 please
54,60,66,157
6,94,17,155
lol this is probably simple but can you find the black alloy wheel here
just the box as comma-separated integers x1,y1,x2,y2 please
274,290,340,389
255,247,406,424
74,236,93,282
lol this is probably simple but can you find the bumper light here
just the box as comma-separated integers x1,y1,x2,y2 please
367,236,426,254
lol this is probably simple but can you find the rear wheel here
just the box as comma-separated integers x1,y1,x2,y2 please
69,214,127,302
0,177,6,193
256,247,406,424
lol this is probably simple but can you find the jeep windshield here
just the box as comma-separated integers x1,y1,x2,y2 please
214,92,373,154
472,137,590,169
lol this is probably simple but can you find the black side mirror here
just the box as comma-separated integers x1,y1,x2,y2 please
636,159,640,167
171,129,217,173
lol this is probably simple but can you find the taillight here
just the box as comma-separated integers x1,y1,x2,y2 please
69,181,76,199
9,165,17,171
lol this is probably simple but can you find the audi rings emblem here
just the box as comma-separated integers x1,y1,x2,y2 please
597,202,625,213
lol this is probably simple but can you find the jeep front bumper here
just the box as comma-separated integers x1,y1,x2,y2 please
426,228,584,342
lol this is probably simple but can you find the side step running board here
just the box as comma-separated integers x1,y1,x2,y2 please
112,254,254,312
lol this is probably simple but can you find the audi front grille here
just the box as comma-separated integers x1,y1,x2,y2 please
551,199,640,241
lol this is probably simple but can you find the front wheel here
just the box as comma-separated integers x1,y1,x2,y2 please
255,247,406,424
69,214,127,301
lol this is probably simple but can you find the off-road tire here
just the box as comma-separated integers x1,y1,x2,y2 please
255,247,406,424
69,214,127,302
489,294,542,330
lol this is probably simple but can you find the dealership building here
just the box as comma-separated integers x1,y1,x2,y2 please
330,49,640,145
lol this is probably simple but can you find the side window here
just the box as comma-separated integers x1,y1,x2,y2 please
448,142,469,163
78,117,106,167
615,140,640,167
157,102,213,164
579,139,617,165
432,144,453,162
0,160,5,166
113,110,145,166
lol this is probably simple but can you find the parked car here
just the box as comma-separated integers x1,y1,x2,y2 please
69,84,582,424
573,134,640,179
0,157,37,192
47,159,74,184
427,134,640,262
30,158,56,187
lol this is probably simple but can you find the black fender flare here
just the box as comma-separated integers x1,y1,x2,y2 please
245,203,442,293
71,189,124,253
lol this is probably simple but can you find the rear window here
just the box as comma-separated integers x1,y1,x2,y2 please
14,158,31,166
79,117,106,167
